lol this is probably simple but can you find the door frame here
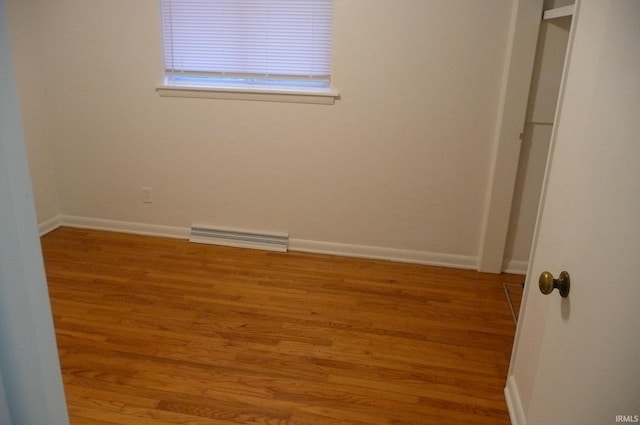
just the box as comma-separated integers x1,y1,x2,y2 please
0,2,69,423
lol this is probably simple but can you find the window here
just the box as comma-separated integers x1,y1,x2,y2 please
158,0,337,103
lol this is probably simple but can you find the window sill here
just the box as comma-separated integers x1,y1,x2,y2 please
156,84,340,105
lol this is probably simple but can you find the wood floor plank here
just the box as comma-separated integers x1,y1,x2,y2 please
41,227,523,425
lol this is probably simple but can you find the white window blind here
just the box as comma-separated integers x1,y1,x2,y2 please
160,0,333,89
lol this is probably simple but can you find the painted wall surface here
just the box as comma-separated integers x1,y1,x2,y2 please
4,0,60,224
7,0,517,264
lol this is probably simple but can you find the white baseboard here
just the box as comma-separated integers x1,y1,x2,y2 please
289,239,477,270
503,259,528,274
505,375,526,425
50,215,189,239
38,216,63,236
40,215,478,271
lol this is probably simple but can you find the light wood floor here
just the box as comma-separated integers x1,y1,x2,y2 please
42,227,524,425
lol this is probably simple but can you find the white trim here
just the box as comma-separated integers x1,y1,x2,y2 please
40,215,477,270
543,5,574,20
55,215,189,239
38,216,63,236
505,375,526,425
156,85,339,105
289,239,477,270
502,259,528,275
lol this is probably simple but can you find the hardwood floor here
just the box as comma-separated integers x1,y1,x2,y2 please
41,227,524,425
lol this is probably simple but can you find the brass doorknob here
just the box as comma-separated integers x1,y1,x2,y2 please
539,271,570,298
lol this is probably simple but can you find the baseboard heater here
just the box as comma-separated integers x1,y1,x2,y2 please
189,225,289,252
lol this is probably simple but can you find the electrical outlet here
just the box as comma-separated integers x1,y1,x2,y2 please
142,187,152,203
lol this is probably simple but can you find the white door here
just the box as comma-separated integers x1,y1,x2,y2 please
506,1,640,424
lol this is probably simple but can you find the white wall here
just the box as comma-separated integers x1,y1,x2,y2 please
8,0,518,267
4,0,60,224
